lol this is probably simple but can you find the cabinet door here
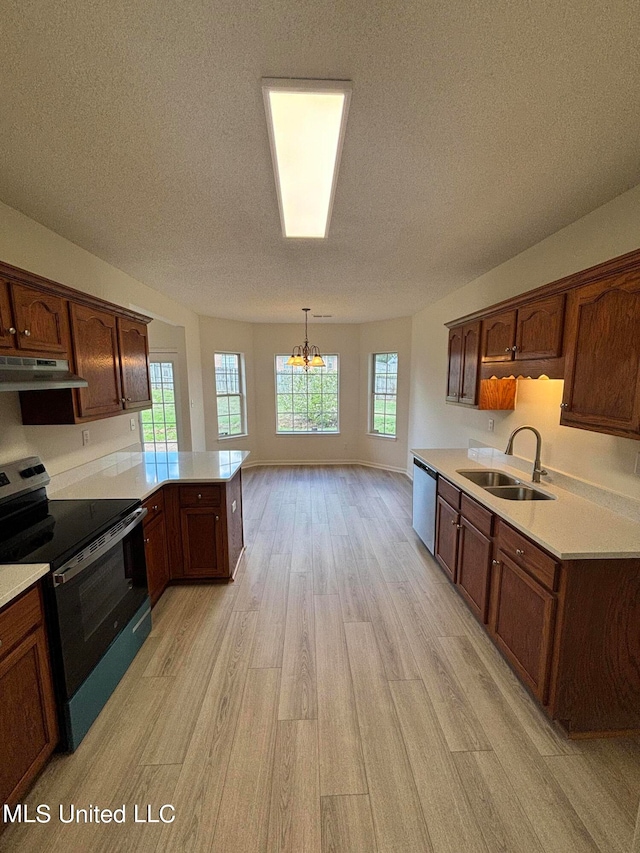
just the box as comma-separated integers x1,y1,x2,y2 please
515,294,565,360
446,326,463,401
435,496,459,581
490,551,556,702
0,625,58,806
456,517,492,623
180,507,225,577
481,311,516,362
0,279,17,350
561,275,640,438
10,283,69,354
117,318,152,410
143,515,170,606
70,303,123,418
460,321,481,404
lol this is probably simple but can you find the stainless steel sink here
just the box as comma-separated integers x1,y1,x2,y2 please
484,485,556,501
457,469,521,487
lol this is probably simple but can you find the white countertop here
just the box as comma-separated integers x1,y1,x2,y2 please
49,450,250,501
1,451,250,609
0,563,49,611
412,448,640,560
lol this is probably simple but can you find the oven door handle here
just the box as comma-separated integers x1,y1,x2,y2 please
52,506,148,586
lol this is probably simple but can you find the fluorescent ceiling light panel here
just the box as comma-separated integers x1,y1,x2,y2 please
262,78,352,238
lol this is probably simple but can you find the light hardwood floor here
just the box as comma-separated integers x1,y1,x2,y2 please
2,465,640,853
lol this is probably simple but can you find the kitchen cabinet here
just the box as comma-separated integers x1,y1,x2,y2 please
482,296,564,364
142,492,170,606
0,584,58,807
0,279,71,357
446,321,480,405
560,272,640,439
117,318,152,410
435,481,493,622
490,550,557,702
180,506,225,578
71,303,124,418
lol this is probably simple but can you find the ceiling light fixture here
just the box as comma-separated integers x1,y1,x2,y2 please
287,308,326,370
262,78,352,239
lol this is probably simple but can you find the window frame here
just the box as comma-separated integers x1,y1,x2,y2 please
369,351,398,440
274,353,340,435
214,351,247,439
140,356,182,453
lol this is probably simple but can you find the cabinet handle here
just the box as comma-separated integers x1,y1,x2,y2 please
121,397,126,403
7,327,16,335
511,345,518,351
153,505,159,511
215,515,219,522
126,397,132,402
456,524,462,529
23,329,31,337
197,494,202,499
450,519,457,525
515,548,525,556
144,537,150,544
560,402,568,409
492,559,501,565
504,347,511,352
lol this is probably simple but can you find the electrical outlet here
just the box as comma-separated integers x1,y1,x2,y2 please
488,418,495,432
82,429,90,446
232,499,237,513
130,417,136,431
635,452,640,476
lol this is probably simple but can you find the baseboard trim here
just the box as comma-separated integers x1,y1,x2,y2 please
242,458,409,476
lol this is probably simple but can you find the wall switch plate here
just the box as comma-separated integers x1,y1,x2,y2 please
82,429,90,446
130,417,136,431
488,418,495,432
635,452,640,476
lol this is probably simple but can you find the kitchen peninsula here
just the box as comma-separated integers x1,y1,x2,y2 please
49,449,250,604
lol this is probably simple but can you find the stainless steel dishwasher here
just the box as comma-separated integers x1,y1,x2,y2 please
412,457,438,554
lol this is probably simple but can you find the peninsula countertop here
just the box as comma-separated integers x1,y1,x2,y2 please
411,448,640,560
48,450,251,502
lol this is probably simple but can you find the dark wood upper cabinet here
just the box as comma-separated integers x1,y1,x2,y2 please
515,293,565,360
561,274,640,439
70,304,123,418
118,318,152,410
481,311,516,362
446,326,463,402
0,279,16,350
460,322,481,404
10,283,69,354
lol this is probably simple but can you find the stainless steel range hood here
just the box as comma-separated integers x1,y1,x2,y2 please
0,356,88,391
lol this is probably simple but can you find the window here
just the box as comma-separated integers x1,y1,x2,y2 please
371,352,398,437
141,360,179,451
275,354,339,433
215,352,246,437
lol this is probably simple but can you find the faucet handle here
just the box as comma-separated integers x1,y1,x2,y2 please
539,468,548,477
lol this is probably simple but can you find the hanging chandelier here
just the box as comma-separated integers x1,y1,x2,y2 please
287,308,326,371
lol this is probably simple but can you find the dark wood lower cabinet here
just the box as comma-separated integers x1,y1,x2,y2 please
435,496,458,581
0,584,58,808
490,551,556,703
180,506,225,577
143,512,170,606
456,517,492,623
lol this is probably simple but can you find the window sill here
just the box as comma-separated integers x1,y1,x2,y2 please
367,432,397,441
218,433,249,441
275,431,341,436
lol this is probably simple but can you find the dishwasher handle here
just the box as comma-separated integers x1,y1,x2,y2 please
413,458,437,479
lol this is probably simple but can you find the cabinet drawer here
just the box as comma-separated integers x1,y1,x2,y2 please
437,477,461,510
179,485,222,507
460,493,493,537
0,585,42,662
143,488,165,522
495,520,559,591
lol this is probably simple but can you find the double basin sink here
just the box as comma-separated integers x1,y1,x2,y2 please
456,469,556,501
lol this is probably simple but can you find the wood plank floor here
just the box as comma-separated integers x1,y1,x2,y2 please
2,464,640,853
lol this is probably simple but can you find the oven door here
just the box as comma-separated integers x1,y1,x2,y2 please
50,507,148,698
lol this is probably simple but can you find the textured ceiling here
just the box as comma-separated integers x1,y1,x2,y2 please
1,1,640,322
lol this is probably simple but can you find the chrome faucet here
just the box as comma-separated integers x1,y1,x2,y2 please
505,425,548,484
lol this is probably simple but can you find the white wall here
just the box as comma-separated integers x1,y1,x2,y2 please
0,201,206,474
359,317,412,471
198,315,257,458
408,183,640,499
